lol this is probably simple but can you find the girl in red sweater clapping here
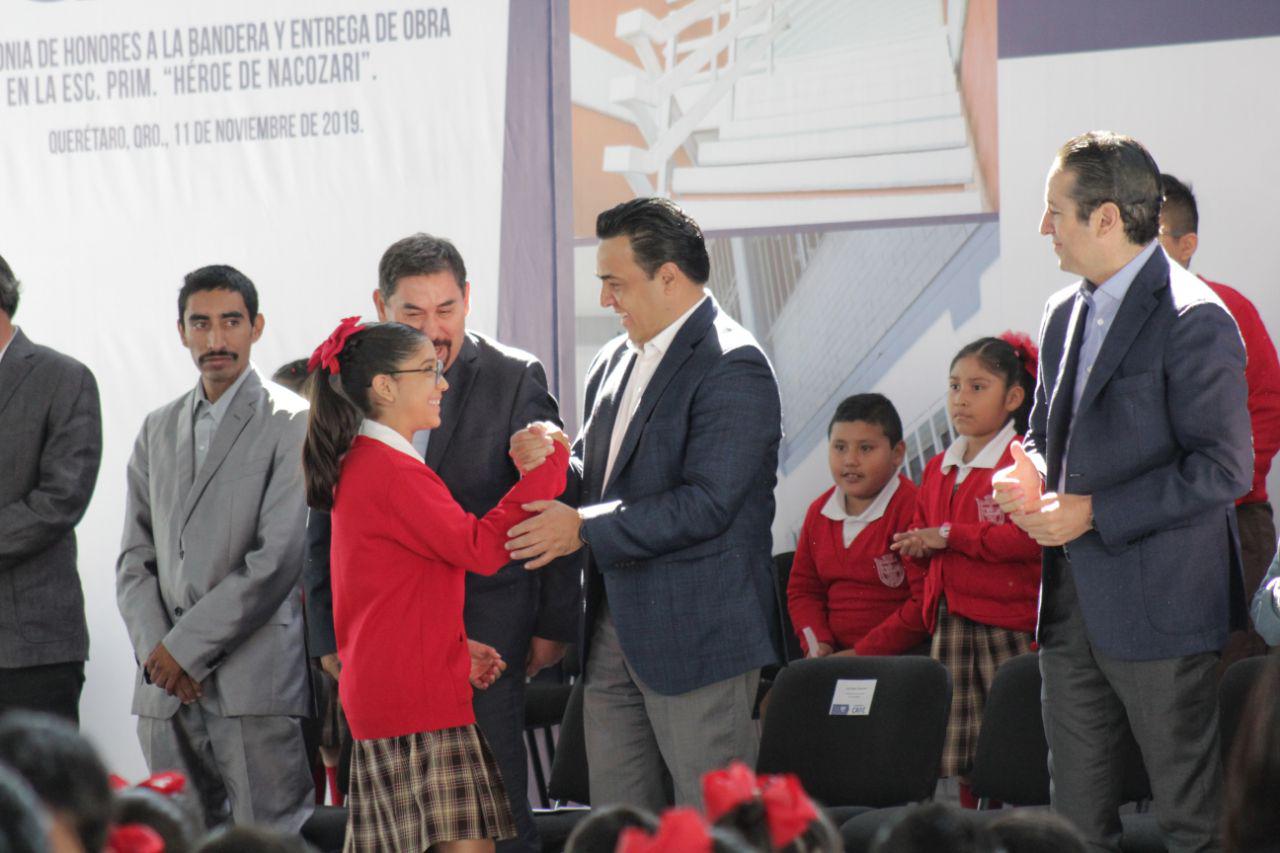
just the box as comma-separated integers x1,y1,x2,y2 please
301,318,569,853
891,334,1042,807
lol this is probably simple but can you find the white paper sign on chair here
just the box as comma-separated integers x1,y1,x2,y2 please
829,679,877,716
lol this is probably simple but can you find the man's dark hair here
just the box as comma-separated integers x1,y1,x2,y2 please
378,233,467,300
829,393,904,445
0,712,112,853
1056,131,1162,245
178,264,259,325
596,197,711,284
0,763,47,853
0,253,20,319
1160,172,1199,237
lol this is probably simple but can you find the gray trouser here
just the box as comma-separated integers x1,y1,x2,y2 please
138,702,314,833
583,604,760,811
1039,551,1223,853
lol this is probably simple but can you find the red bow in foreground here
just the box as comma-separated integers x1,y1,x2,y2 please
308,316,365,374
703,761,819,848
616,807,713,853
106,824,165,853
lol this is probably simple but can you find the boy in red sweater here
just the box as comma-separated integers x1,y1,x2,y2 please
787,393,929,657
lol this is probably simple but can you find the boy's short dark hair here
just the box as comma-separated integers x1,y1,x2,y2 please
988,810,1087,853
178,264,259,325
0,711,113,853
828,393,904,446
194,825,313,853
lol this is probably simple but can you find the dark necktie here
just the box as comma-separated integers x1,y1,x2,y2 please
1048,295,1091,487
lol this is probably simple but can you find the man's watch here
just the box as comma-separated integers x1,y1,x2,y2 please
939,522,952,543
577,514,590,549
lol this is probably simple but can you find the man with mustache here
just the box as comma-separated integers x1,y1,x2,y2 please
117,264,313,831
303,234,578,852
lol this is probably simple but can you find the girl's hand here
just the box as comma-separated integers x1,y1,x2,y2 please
509,423,555,474
467,639,506,690
891,529,939,559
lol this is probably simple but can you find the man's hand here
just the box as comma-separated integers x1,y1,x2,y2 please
993,441,1044,515
509,423,555,473
1014,493,1093,546
891,527,945,558
525,637,567,678
467,639,506,690
144,642,201,701
506,501,584,569
319,653,342,682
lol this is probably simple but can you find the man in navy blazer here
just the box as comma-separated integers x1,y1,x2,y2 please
507,198,783,810
995,132,1251,852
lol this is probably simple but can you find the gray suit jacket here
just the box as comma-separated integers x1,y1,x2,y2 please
117,366,310,719
0,329,102,668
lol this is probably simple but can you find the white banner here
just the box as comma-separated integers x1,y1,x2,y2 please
0,0,509,776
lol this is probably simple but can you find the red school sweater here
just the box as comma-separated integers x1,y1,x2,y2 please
913,439,1041,634
787,475,929,656
330,436,568,740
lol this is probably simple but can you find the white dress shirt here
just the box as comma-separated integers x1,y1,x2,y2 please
603,295,709,485
940,419,1017,485
821,474,901,548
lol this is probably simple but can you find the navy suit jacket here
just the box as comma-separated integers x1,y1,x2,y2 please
577,297,783,695
1023,247,1252,661
304,331,580,658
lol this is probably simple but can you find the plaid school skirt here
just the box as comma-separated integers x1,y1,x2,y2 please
931,599,1034,778
344,724,516,852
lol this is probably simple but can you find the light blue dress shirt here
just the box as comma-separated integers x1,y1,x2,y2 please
1060,241,1160,491
193,365,254,472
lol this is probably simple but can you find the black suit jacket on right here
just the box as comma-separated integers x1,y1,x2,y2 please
0,329,102,668
304,331,579,657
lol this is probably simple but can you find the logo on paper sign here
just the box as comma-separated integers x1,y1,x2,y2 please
977,495,1006,524
874,553,905,588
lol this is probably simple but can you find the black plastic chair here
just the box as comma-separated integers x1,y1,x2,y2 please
772,550,805,663
1219,654,1268,764
534,677,591,853
757,655,951,813
969,652,1050,807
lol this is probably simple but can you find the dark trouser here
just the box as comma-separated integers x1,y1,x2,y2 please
0,661,84,726
467,580,540,853
1039,550,1223,853
1219,501,1277,675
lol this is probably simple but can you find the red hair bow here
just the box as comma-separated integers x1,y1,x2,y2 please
105,824,165,853
308,316,365,375
108,771,186,796
1000,330,1039,378
616,808,713,853
701,762,819,848
702,761,759,823
760,774,820,849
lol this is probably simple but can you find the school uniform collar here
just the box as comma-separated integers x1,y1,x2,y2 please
941,419,1017,475
359,418,424,463
820,473,901,524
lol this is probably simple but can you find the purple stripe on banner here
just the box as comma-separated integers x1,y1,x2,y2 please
999,0,1280,59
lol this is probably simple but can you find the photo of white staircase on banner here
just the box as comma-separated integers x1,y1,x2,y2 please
572,0,992,230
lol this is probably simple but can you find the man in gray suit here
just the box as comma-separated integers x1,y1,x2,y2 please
507,198,783,810
0,253,102,726
117,265,313,831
